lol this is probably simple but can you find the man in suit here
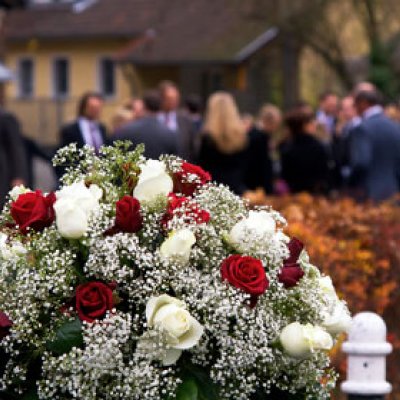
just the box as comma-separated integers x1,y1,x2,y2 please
113,90,178,159
316,91,338,143
349,90,400,202
59,92,107,153
0,110,28,206
158,81,197,162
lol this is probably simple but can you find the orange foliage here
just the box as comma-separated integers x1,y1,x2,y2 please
266,194,400,399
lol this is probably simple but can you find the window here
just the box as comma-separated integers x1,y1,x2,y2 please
99,58,115,97
18,58,34,98
53,57,69,98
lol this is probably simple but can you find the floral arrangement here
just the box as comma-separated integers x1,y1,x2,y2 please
0,143,351,400
266,193,400,398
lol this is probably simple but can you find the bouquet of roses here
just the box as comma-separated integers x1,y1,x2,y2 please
0,143,351,400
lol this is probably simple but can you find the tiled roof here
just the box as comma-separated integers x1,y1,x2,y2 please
5,0,277,63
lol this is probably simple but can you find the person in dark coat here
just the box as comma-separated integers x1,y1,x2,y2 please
56,92,107,181
279,109,330,194
158,81,197,162
197,92,271,196
113,90,178,159
349,90,400,202
331,95,359,191
0,109,29,206
59,92,107,152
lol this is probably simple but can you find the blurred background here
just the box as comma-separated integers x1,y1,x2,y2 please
1,1,400,398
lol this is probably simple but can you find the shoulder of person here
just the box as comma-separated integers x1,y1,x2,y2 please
61,120,80,133
177,112,193,126
248,127,268,144
0,110,19,125
115,120,141,137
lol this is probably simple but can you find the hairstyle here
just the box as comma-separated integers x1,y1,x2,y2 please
284,109,315,135
354,90,382,106
352,81,376,96
77,92,103,117
111,107,134,131
142,90,161,112
185,94,203,114
258,104,281,125
203,91,247,154
319,90,337,102
158,80,179,94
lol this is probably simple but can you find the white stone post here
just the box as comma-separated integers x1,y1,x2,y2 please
341,312,392,400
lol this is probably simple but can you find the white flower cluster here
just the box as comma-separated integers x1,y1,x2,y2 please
0,143,351,400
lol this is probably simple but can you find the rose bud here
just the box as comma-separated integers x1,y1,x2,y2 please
0,312,13,340
278,238,305,288
105,196,143,236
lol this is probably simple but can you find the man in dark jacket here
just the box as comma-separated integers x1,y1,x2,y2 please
158,81,196,162
350,90,400,202
0,110,28,206
113,90,178,159
59,92,107,153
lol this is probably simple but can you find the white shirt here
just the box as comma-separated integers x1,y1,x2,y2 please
363,105,383,120
78,117,103,149
316,109,335,135
158,111,178,131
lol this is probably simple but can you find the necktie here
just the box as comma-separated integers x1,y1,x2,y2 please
89,122,101,154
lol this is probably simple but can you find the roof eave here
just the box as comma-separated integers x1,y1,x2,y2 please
119,59,240,66
6,32,140,43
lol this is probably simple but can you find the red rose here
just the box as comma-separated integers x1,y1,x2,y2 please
0,312,12,340
278,266,305,288
278,238,305,288
161,193,210,228
11,190,56,234
285,238,304,265
115,196,143,234
173,162,211,196
221,255,269,302
75,282,114,323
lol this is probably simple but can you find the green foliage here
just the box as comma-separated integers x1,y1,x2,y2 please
46,318,83,355
21,389,40,400
169,362,219,400
369,40,399,100
175,379,198,400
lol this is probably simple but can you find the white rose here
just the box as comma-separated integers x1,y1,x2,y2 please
0,233,11,260
160,228,196,263
9,185,31,200
228,210,276,252
280,322,333,358
133,160,173,204
318,276,338,301
0,233,26,260
322,301,352,336
54,181,102,239
146,294,204,365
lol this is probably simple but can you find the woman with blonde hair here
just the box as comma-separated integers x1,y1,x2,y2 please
198,91,271,196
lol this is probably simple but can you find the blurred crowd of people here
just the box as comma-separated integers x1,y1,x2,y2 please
2,79,400,207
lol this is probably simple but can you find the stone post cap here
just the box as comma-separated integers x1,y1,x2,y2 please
347,312,387,343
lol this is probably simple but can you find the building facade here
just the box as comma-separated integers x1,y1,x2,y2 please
4,0,299,145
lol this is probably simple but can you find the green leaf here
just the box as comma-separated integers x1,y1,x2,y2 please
46,318,83,355
175,378,198,400
183,363,219,400
21,389,40,400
